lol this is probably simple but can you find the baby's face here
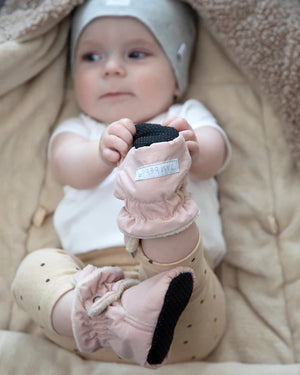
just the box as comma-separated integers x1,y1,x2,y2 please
73,17,179,124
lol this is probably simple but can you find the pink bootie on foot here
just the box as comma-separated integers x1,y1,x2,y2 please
114,123,199,253
71,264,194,368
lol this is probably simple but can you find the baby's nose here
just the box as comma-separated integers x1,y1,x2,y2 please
103,56,126,77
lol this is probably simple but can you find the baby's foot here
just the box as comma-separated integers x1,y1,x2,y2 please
72,264,194,368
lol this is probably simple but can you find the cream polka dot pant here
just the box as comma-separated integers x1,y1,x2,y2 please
11,234,225,364
139,234,226,362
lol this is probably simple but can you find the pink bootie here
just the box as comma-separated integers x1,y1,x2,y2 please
72,264,194,368
114,123,199,253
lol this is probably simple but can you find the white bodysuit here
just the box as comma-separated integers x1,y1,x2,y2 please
49,99,231,266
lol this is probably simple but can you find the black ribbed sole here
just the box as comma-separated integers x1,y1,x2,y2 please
133,123,179,149
147,272,193,365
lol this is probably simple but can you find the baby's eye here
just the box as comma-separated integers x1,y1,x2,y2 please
129,51,146,59
83,53,101,62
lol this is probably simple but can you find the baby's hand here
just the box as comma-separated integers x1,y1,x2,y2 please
163,117,199,163
99,118,136,166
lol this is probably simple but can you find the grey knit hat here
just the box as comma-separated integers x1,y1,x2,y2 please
71,0,197,95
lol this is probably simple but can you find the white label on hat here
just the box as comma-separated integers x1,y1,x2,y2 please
177,43,186,61
135,159,179,181
106,0,131,6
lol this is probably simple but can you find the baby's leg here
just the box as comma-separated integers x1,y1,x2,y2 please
115,123,226,363
140,228,226,363
11,248,83,335
12,248,193,368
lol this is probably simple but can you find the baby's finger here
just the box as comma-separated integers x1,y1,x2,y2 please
179,129,196,142
106,134,130,157
186,140,198,156
111,124,134,148
167,118,191,133
119,118,136,136
110,118,136,149
101,148,121,165
162,116,177,127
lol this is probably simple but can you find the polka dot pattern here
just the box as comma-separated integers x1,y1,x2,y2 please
13,249,82,337
13,240,226,365
138,236,226,363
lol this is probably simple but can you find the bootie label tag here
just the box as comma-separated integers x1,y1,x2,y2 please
136,159,179,181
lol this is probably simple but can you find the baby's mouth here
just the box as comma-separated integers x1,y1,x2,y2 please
101,92,133,99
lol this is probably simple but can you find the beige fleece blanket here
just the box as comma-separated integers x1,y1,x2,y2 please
1,0,300,373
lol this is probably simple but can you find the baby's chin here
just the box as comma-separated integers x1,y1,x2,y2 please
92,112,154,125
81,95,175,125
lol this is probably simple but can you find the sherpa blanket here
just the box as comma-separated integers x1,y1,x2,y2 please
1,0,300,374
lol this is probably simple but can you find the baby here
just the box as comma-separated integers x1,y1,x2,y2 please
12,0,231,369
